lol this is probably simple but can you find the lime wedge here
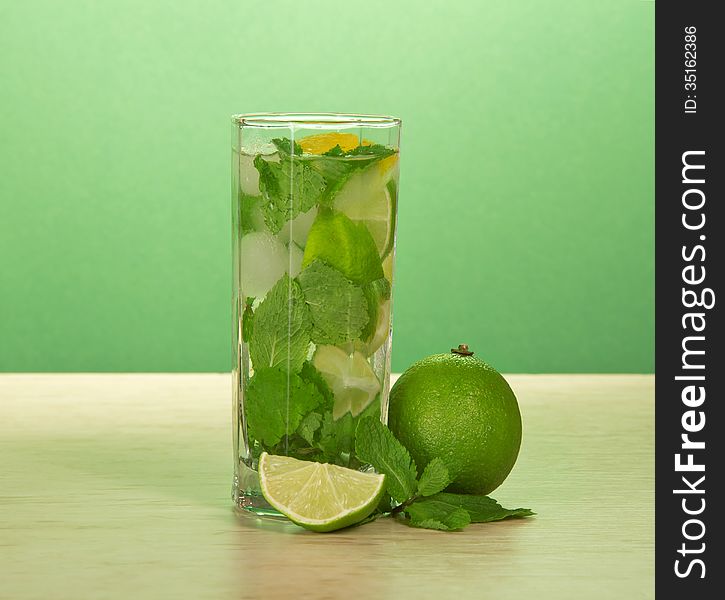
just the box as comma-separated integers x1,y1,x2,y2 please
332,155,398,258
259,452,385,532
312,345,381,420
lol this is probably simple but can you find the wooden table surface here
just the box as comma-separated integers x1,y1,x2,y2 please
0,374,654,600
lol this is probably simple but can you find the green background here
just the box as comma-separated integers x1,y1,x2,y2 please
0,1,653,373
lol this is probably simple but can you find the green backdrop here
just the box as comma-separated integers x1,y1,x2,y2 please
0,1,653,373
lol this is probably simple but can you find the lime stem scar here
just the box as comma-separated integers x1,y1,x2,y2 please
451,344,474,356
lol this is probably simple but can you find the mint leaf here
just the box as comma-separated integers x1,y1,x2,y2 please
355,417,418,503
260,139,395,213
239,192,265,234
297,411,323,445
241,298,254,343
347,143,396,158
308,152,388,204
317,412,356,465
248,275,311,373
272,137,302,156
429,493,535,522
404,500,471,531
299,361,334,411
298,261,369,344
416,458,452,497
246,368,324,447
322,143,395,159
368,277,391,300
322,144,345,157
254,155,325,233
376,492,393,514
306,157,361,204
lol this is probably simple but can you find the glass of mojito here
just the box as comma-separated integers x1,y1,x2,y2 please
231,113,401,514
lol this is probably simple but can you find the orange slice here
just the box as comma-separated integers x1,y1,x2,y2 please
298,132,371,155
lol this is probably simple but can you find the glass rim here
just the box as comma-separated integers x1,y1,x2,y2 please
232,112,401,129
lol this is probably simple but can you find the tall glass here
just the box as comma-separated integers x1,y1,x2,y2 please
231,113,402,515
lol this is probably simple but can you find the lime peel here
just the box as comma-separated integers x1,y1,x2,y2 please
332,156,398,258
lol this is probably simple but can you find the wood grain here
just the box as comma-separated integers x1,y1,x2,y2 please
0,374,654,599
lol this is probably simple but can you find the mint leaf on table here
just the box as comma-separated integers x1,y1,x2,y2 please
355,416,418,503
254,155,325,233
403,499,471,531
297,261,370,345
428,493,535,522
416,458,452,497
376,492,393,514
248,275,311,373
350,419,533,531
246,368,325,448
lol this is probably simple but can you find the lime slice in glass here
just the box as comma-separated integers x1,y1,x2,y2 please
356,299,391,356
382,253,394,283
259,452,385,532
332,156,398,258
312,345,381,420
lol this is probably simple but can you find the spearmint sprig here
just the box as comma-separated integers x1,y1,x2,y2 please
355,416,418,503
354,417,535,531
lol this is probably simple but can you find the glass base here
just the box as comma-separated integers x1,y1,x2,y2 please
233,490,283,518
232,465,284,519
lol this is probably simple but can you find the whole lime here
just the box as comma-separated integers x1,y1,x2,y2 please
388,345,522,495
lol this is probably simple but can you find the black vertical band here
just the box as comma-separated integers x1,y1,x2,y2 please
656,2,722,595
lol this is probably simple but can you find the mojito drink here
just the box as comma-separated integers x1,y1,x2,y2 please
232,116,401,514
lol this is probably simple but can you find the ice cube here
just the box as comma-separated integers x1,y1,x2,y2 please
239,154,260,196
277,206,318,247
239,141,277,156
240,232,288,298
